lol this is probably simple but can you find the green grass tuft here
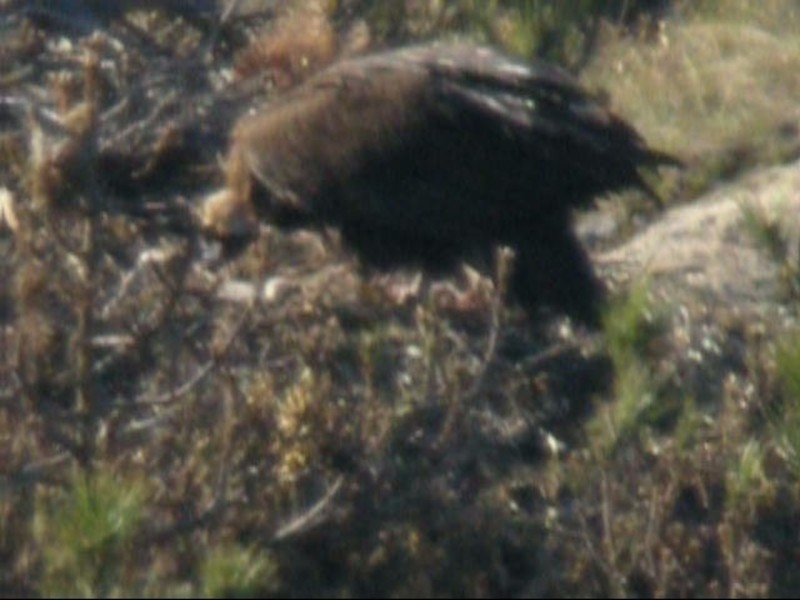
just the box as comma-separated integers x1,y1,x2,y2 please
201,545,279,599
34,471,148,598
771,334,800,478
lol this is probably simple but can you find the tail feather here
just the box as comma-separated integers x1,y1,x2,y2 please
640,146,683,168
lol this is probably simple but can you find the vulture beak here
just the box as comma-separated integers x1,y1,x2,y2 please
196,188,259,265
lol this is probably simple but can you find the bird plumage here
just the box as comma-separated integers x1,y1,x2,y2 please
201,42,679,325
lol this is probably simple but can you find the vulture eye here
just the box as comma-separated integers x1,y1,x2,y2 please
203,42,680,325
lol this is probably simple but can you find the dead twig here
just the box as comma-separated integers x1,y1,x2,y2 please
272,476,345,542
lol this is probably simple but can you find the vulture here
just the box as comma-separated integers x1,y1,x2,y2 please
200,42,679,326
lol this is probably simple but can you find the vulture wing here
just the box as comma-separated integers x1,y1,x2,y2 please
232,44,674,242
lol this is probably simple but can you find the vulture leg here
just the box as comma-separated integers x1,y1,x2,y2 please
510,229,605,327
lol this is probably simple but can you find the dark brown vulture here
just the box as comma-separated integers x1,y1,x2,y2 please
200,42,679,325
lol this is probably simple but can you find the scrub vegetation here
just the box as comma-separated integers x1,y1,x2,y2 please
2,0,800,596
